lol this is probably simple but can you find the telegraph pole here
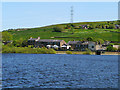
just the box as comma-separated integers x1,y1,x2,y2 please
71,6,73,23
71,6,74,34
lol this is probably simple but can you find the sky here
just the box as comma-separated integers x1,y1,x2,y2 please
2,2,118,30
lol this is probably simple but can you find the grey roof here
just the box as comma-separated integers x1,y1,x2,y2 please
37,39,63,42
110,41,120,43
68,41,81,44
2,41,12,43
62,43,70,46
28,38,37,41
68,41,97,45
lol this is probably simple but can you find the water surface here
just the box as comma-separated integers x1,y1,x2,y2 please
2,54,118,88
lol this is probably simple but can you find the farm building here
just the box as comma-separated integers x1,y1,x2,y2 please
28,37,67,49
68,41,102,51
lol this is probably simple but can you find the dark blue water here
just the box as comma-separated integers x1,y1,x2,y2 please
2,54,118,88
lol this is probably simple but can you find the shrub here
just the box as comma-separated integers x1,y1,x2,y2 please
106,45,117,51
83,49,92,55
106,46,112,51
48,48,56,54
53,27,64,32
2,32,13,42
118,47,120,51
66,51,72,54
2,46,56,54
112,47,118,51
86,37,93,41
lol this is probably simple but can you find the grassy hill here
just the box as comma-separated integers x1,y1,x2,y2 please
4,20,120,43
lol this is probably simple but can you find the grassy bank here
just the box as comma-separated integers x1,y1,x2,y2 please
4,20,119,42
56,51,120,55
2,46,56,54
7,28,119,42
1,46,119,55
57,51,95,55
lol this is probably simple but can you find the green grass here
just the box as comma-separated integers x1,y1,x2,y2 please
8,28,119,43
66,51,72,54
5,20,119,42
2,46,56,54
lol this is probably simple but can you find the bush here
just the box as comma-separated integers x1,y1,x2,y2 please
83,49,92,55
106,45,117,51
112,47,118,51
106,46,113,51
66,51,72,54
86,37,93,41
118,47,120,51
53,27,64,32
2,46,56,54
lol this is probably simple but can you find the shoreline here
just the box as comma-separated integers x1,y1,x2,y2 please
56,51,120,55
2,52,119,55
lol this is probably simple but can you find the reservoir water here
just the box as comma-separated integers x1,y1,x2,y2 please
2,54,118,88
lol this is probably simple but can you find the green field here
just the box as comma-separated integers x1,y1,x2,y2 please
4,20,119,43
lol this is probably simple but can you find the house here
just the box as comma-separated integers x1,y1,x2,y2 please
61,44,71,50
28,37,66,49
110,41,120,44
2,41,12,45
68,41,89,51
28,37,40,45
68,41,81,50
113,45,120,49
68,40,102,51
87,41,103,51
79,25,89,29
36,39,66,48
102,41,110,49
103,41,110,46
115,24,120,29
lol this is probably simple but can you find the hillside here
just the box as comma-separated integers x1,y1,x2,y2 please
4,20,120,43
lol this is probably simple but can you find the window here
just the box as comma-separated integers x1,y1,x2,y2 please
76,45,77,47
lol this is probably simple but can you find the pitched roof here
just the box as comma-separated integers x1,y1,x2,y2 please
28,38,37,41
37,39,63,42
68,41,81,44
68,41,97,45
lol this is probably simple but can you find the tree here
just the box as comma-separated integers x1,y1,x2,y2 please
22,39,28,47
13,38,24,47
88,25,94,29
97,38,104,44
79,26,82,29
106,45,117,51
106,45,113,51
102,25,106,29
2,32,13,42
117,20,120,25
118,46,120,51
112,47,117,51
86,37,93,41
109,24,115,29
53,27,64,32
65,24,71,29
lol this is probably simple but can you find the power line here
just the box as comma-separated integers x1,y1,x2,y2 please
71,6,73,23
71,6,74,34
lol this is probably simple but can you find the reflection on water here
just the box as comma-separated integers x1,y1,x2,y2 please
2,54,118,88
